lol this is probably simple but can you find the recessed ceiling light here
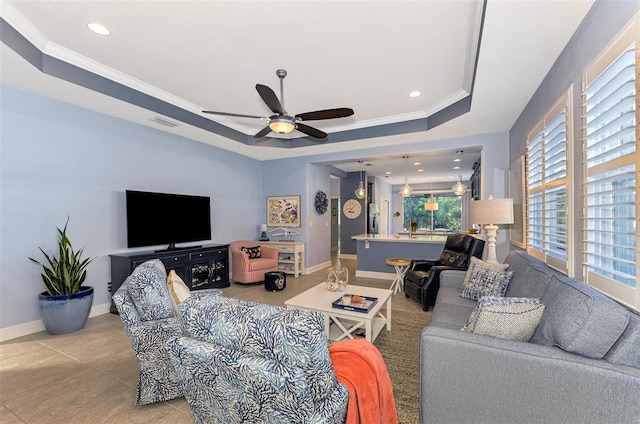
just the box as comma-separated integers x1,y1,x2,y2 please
385,171,392,175
453,157,461,162
453,166,460,170
409,91,421,98
417,169,424,172
413,162,421,166
87,23,110,36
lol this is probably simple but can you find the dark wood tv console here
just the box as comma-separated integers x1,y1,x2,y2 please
110,244,229,314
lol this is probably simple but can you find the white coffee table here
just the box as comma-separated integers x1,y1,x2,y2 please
285,283,393,342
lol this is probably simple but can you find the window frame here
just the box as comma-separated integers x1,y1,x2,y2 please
581,16,639,311
526,89,573,275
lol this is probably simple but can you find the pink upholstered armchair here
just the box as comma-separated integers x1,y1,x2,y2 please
230,241,279,284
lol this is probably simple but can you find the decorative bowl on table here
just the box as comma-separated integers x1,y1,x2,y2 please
325,265,349,292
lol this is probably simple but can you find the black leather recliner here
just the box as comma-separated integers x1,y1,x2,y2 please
404,234,485,311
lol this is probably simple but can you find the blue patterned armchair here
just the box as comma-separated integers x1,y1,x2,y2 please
113,259,221,405
166,295,349,424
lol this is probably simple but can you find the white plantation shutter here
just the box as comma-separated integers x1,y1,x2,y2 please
526,94,570,273
582,24,638,311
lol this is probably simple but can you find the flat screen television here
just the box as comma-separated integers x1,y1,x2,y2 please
126,190,211,250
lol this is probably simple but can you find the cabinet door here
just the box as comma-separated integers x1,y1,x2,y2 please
189,249,229,289
156,254,189,286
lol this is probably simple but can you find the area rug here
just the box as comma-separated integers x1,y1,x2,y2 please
373,310,432,424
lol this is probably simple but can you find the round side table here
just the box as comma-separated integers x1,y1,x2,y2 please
386,258,412,294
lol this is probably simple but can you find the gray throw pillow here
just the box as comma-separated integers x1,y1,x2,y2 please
462,296,546,342
461,257,509,289
461,265,513,301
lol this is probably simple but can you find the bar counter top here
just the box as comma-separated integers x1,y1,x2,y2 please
351,233,448,243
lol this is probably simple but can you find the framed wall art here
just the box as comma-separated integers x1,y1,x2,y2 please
267,195,301,227
509,155,526,248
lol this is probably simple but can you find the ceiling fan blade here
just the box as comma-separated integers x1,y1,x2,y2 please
253,126,273,139
295,108,354,121
296,123,327,139
202,110,265,119
255,84,285,115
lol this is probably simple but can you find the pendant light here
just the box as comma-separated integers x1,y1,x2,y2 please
355,160,367,199
451,150,467,195
399,155,413,197
424,180,439,211
424,179,438,230
452,174,467,196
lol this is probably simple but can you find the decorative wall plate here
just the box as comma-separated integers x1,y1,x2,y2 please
314,190,328,214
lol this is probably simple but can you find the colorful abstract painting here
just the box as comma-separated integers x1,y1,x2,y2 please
267,195,300,227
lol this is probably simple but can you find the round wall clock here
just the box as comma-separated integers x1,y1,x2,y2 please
343,199,362,219
314,190,328,214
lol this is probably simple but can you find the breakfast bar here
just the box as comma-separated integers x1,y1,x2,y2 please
351,234,447,277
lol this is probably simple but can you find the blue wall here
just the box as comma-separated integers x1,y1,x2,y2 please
0,84,262,332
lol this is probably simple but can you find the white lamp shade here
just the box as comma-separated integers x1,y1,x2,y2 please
424,202,439,211
470,197,514,225
260,224,268,232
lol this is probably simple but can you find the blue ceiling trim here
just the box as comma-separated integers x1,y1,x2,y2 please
1,0,486,149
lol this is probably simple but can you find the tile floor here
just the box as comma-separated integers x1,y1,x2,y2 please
1,256,424,423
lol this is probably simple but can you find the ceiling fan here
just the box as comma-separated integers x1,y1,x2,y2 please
202,69,354,140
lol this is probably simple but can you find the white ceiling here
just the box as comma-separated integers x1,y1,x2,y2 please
0,0,594,184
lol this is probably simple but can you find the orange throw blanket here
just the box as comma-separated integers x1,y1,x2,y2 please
329,339,398,424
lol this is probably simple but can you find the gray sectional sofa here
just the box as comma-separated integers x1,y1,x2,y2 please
420,250,640,424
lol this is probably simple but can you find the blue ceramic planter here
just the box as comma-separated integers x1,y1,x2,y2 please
38,286,94,335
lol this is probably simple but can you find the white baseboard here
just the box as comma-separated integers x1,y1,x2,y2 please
339,253,357,260
355,270,395,280
305,261,332,275
0,302,111,342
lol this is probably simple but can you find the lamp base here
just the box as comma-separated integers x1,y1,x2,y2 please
482,224,499,264
259,231,269,241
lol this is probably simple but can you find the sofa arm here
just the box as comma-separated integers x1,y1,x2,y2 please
438,269,466,288
420,326,640,424
260,245,279,261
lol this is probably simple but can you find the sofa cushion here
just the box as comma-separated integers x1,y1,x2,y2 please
603,312,640,368
461,257,509,290
126,259,174,321
241,245,261,259
247,257,276,271
462,296,545,342
461,266,513,301
530,275,630,359
505,262,552,299
166,270,191,315
431,302,477,329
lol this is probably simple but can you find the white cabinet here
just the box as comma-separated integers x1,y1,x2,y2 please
260,241,305,277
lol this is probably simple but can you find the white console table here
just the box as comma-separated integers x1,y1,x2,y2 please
260,241,305,277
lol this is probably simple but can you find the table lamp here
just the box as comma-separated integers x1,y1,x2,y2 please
259,224,269,241
470,195,514,263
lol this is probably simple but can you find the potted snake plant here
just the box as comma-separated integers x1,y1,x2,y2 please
29,218,94,334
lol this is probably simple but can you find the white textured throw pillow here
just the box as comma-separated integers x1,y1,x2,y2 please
462,296,546,342
167,269,191,315
461,257,509,289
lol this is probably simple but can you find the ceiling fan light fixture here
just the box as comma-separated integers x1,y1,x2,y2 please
268,117,295,134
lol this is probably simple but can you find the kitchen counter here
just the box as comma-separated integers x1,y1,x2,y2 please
351,233,447,277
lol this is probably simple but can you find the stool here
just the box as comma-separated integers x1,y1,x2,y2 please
386,258,411,294
264,271,286,292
